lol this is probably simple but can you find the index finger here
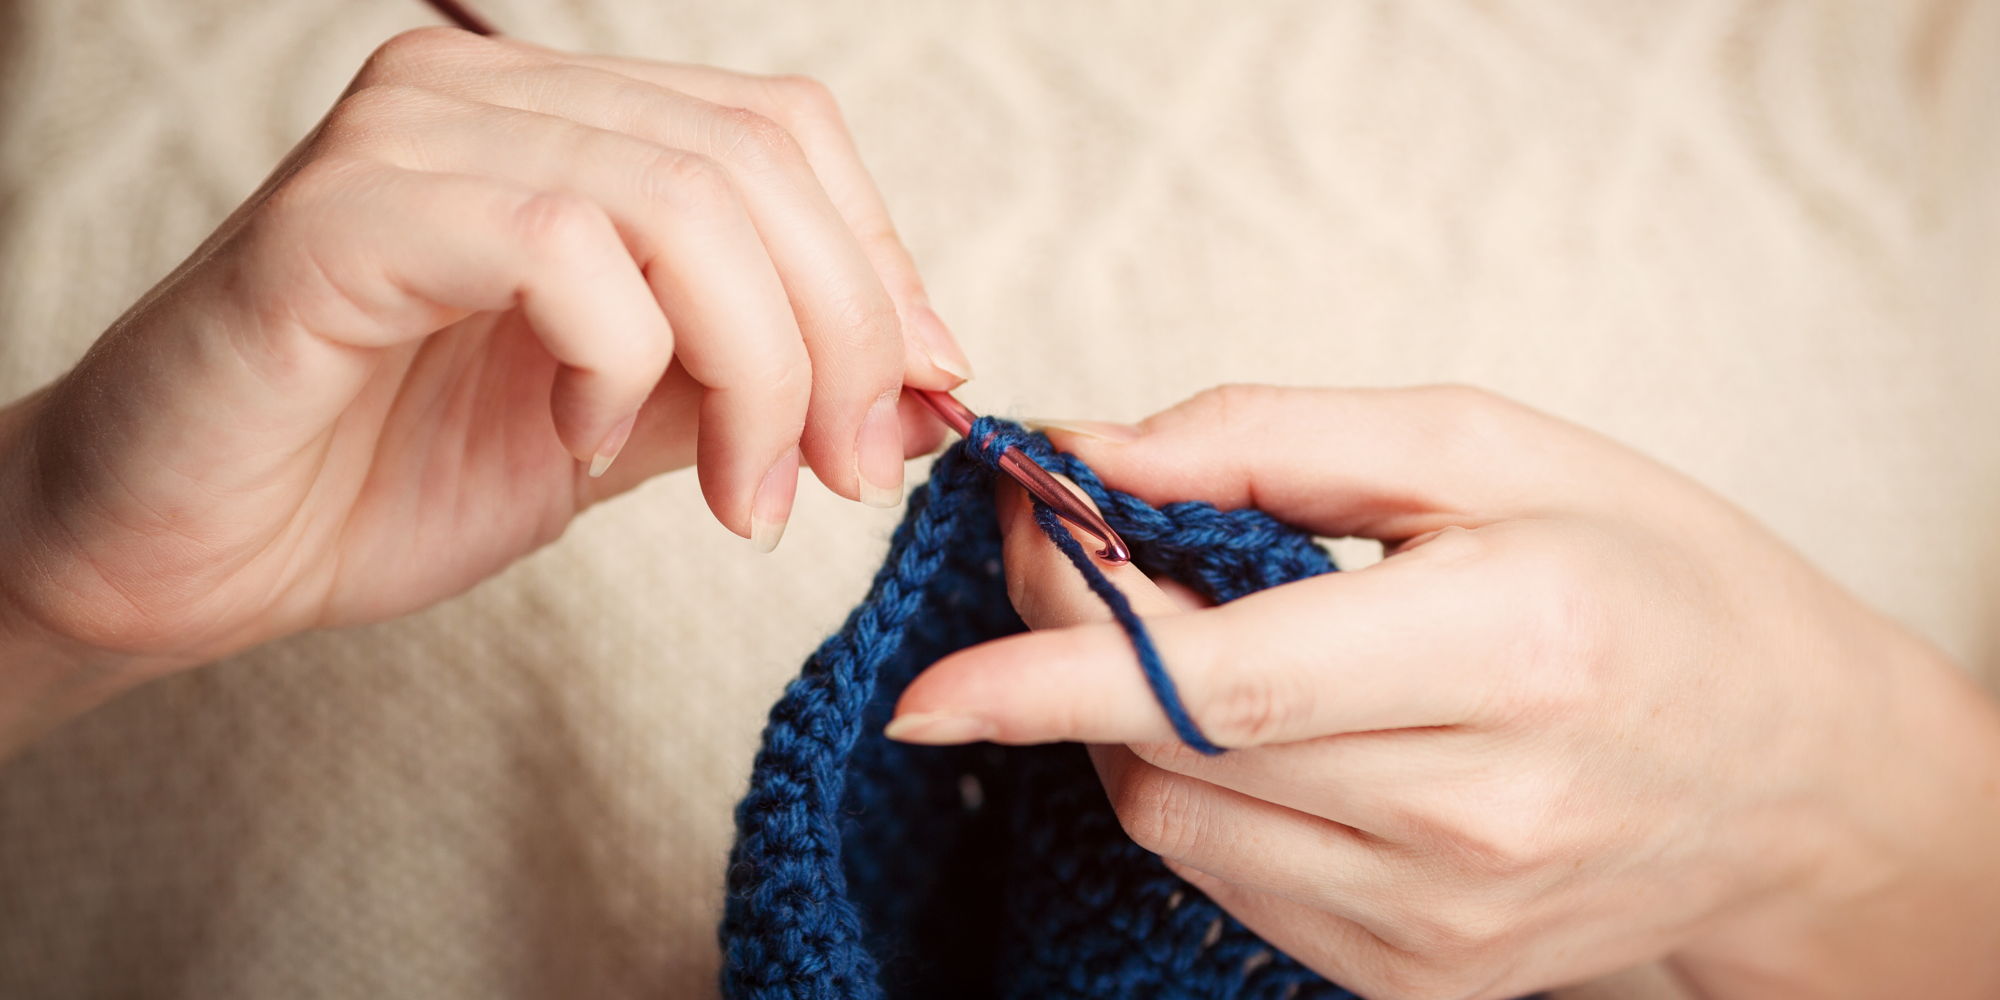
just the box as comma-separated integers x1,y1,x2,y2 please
516,49,974,388
893,525,1526,749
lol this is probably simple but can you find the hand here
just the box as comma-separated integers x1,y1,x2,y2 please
0,28,965,745
891,385,2000,999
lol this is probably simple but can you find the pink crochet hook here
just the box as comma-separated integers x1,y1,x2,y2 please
910,390,1131,564
422,0,497,34
417,0,1130,564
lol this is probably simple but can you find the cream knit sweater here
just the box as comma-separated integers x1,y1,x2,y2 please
0,1,1994,997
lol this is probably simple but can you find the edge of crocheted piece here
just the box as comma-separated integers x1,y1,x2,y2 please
720,419,1340,998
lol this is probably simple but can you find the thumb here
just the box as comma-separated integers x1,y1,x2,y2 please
1032,384,1621,543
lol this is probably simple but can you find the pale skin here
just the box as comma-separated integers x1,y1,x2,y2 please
0,28,963,752
890,385,2000,999
1,29,1996,1000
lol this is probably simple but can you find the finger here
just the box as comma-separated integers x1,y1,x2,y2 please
581,362,703,498
533,53,975,386
892,525,1519,747
380,42,909,506
242,160,669,467
994,477,1197,629
986,474,1464,832
884,476,1196,745
1163,863,1408,999
1088,745,1393,916
1034,384,1646,543
1122,729,1457,839
320,86,809,540
897,392,949,458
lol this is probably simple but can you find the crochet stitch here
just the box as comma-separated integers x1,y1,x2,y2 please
720,418,1355,999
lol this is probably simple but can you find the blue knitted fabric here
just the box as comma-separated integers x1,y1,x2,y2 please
720,419,1356,999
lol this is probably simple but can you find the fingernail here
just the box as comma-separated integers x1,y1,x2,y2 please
856,391,905,508
911,306,974,382
750,447,800,554
588,413,638,478
884,711,993,744
1024,418,1141,444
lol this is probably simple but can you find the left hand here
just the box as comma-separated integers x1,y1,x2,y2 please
888,385,2000,1000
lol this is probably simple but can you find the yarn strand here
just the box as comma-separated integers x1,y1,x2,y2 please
1029,501,1223,754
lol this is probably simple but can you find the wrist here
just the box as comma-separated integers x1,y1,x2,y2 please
1672,630,2000,998
0,604,144,759
0,391,152,758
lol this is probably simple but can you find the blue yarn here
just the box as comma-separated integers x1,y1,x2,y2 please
720,418,1351,999
1029,494,1222,755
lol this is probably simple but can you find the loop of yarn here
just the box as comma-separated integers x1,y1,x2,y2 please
965,415,1220,754
721,419,1350,999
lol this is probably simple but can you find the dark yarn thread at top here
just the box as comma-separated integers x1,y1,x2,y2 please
965,416,1221,754
720,418,1354,1000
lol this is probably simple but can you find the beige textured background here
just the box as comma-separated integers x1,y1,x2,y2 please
0,1,1995,997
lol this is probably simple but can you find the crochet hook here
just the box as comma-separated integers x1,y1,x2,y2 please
416,0,1129,564
421,0,496,34
911,390,1131,565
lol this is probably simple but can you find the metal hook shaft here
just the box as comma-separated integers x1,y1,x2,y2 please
913,390,1131,564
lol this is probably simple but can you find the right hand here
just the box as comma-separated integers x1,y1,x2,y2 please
900,385,2000,1000
0,27,965,718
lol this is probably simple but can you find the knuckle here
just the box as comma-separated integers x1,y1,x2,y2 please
1414,383,1536,455
258,157,368,234
1379,797,1528,881
1186,383,1285,428
1396,899,1519,963
240,159,383,334
770,350,815,397
1428,786,1562,878
637,150,737,214
509,190,605,249
744,350,814,410
846,210,907,259
1418,383,1509,423
764,73,842,122
1197,669,1306,748
816,290,901,352
1109,767,1202,860
627,318,676,375
318,84,431,150
715,107,805,173
1420,381,1503,406
360,26,480,85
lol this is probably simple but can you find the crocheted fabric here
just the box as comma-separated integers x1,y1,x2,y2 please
720,419,1355,999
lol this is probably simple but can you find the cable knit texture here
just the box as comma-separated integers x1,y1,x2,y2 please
721,419,1347,999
